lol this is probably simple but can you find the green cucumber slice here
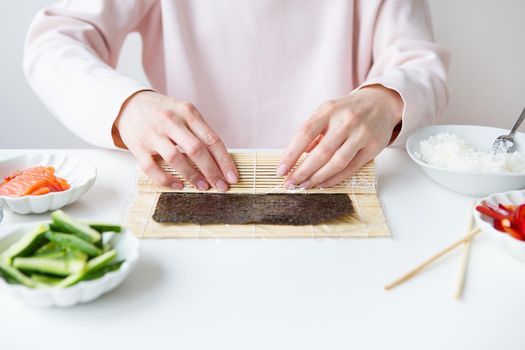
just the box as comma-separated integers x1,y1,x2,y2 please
30,274,63,286
60,250,118,287
33,249,67,259
46,231,102,257
0,263,36,288
13,256,86,276
51,210,101,243
13,257,70,276
81,261,124,282
56,257,88,288
66,258,86,274
87,249,117,271
0,224,48,264
35,242,58,254
67,249,88,262
85,222,122,233
48,223,69,233
56,270,86,288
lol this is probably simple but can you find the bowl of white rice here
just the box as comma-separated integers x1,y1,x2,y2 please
406,125,525,197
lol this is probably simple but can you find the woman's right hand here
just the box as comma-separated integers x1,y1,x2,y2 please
113,91,238,191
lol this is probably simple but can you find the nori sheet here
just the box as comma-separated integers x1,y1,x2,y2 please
152,193,353,225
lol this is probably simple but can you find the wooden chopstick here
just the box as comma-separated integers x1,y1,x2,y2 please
384,227,481,291
454,205,476,300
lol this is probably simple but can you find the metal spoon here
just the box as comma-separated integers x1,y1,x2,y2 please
492,106,525,154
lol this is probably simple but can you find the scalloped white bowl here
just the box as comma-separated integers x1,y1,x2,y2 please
406,125,525,197
0,224,139,307
0,154,97,214
473,190,525,261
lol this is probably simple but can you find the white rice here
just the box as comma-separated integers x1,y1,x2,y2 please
415,132,525,173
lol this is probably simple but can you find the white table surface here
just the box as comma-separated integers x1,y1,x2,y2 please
1,148,524,350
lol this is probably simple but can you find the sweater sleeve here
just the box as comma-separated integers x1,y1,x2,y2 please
358,0,450,147
23,0,156,149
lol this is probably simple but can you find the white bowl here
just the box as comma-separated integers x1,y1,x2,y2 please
473,190,525,261
406,125,525,197
0,154,97,214
0,224,140,307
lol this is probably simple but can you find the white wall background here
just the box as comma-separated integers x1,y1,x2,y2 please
1,0,524,149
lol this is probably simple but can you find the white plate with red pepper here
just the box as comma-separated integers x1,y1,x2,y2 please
474,190,525,261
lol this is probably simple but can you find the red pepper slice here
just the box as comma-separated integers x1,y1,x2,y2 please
502,226,525,241
476,205,508,221
493,219,504,231
479,202,525,241
482,201,506,212
498,203,516,214
513,205,525,236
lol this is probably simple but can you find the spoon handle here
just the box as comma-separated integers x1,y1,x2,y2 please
510,106,525,136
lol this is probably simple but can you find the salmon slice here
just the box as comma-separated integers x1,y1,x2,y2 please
0,166,70,197
30,187,51,196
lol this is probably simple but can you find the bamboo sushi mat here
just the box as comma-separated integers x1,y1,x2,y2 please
124,152,390,238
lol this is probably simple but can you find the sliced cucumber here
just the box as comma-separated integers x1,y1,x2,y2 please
56,269,86,288
0,212,126,289
33,249,67,260
85,222,122,233
46,231,101,257
35,241,58,254
87,249,117,271
13,256,86,276
51,210,101,243
0,224,48,264
48,223,70,233
0,263,36,288
56,256,88,288
94,236,104,250
81,261,124,282
67,249,88,262
14,257,70,276
66,258,86,274
31,274,63,286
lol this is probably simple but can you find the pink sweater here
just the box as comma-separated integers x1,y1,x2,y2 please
24,0,449,149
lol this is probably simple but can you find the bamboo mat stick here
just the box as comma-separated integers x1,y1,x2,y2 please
454,203,476,300
384,227,481,291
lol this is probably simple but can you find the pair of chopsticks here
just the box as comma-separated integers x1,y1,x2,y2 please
385,203,479,299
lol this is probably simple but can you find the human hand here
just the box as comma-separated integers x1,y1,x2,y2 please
277,85,403,188
113,91,238,191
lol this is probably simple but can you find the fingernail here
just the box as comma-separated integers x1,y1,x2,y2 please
276,164,289,177
216,179,228,192
197,180,209,191
171,182,184,190
226,170,238,184
299,181,311,189
284,180,295,189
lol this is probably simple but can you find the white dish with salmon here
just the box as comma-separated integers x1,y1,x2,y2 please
0,154,97,214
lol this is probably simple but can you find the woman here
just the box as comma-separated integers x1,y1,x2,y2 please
24,0,448,191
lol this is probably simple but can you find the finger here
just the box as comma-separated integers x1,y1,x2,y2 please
305,134,324,153
284,127,348,188
164,115,229,192
317,148,374,188
132,145,182,188
277,104,333,177
153,138,209,190
186,109,239,184
300,137,363,188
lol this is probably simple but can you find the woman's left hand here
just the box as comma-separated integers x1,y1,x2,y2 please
277,85,403,189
